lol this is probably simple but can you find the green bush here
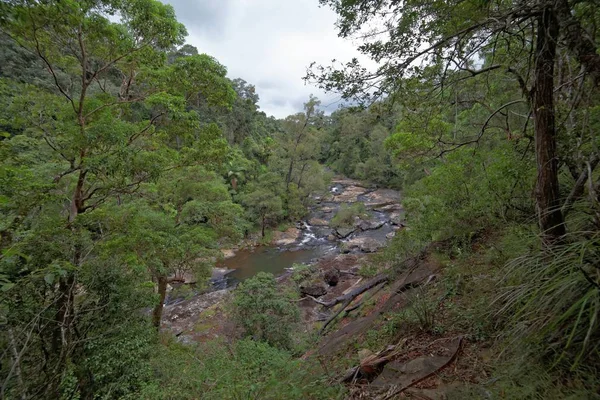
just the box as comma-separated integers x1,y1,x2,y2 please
139,338,345,400
330,203,368,228
231,272,300,349
500,231,600,371
401,144,533,245
291,263,316,284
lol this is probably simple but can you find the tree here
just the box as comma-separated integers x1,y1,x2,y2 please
278,95,324,193
308,0,600,240
231,272,300,349
240,174,284,237
0,0,236,396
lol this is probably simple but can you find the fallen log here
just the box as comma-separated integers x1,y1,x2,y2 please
341,341,407,383
342,281,387,318
318,274,389,308
317,274,389,335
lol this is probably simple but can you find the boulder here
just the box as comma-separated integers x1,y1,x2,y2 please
345,237,382,253
362,189,401,208
300,283,328,297
323,269,340,286
327,234,337,241
386,231,396,239
272,227,301,246
358,219,385,231
309,217,329,226
389,211,406,226
335,227,355,238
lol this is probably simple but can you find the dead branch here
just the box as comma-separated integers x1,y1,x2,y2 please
318,274,390,335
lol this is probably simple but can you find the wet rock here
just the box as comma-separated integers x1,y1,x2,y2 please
345,237,382,253
333,185,368,202
358,219,386,231
323,269,340,286
335,227,355,238
389,211,406,226
272,227,301,245
374,203,403,212
327,234,336,241
309,218,329,226
211,268,234,281
362,189,401,208
300,283,328,297
340,244,351,254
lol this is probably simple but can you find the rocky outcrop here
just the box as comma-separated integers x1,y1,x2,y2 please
161,289,230,336
357,219,385,231
272,227,301,246
309,218,329,226
344,237,383,253
334,185,368,202
362,189,401,208
335,227,356,238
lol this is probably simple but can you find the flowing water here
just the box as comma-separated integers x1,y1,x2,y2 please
213,178,403,287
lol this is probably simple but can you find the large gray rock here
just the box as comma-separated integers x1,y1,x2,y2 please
309,217,329,226
345,237,382,253
358,219,385,231
335,227,355,238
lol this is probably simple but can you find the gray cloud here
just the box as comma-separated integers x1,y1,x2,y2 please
166,0,232,37
162,0,365,118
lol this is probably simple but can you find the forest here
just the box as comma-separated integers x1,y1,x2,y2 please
0,0,599,399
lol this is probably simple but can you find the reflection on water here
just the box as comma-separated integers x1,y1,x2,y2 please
218,245,332,282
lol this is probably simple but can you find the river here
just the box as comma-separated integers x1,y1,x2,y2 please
213,176,403,287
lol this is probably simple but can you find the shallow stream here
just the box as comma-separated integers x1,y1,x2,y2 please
213,177,403,287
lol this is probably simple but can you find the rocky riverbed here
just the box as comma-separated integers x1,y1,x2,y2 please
161,176,405,341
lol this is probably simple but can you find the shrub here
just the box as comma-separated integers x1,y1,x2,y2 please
330,203,368,228
139,338,345,400
499,231,600,370
408,287,437,333
231,272,300,349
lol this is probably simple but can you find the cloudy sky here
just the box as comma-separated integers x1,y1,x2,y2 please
162,0,363,118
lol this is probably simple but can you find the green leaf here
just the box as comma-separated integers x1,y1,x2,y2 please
44,273,54,285
1,282,15,292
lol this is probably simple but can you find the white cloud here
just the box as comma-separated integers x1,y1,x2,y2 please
163,0,365,118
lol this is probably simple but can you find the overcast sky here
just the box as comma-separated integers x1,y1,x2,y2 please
162,0,362,118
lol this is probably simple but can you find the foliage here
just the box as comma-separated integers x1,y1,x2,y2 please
500,230,600,369
330,203,368,228
139,338,344,400
231,272,301,350
291,263,316,284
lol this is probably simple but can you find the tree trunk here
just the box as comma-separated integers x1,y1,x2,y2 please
261,214,266,237
532,6,565,240
152,276,168,328
297,162,308,187
285,159,294,193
